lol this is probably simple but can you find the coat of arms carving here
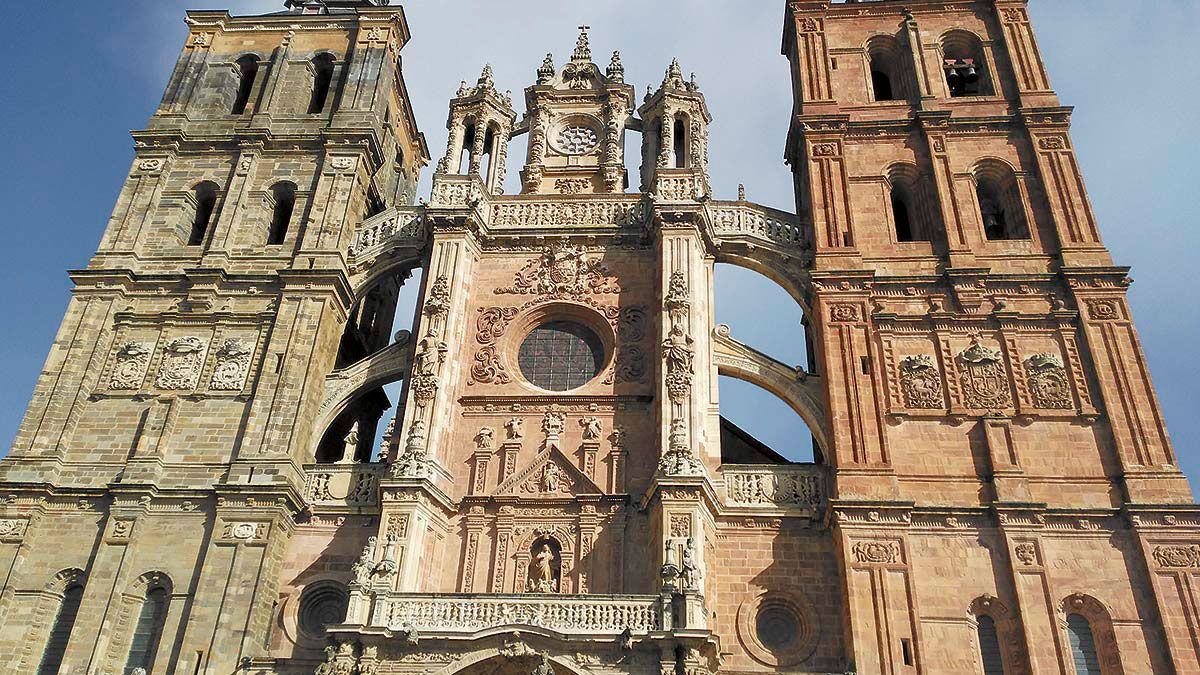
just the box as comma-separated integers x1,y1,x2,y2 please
956,339,1011,410
155,336,207,390
1024,353,1073,410
898,354,944,409
495,241,620,297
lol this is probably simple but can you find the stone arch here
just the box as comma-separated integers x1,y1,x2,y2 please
864,33,907,101
712,324,828,454
1059,593,1125,675
971,158,1031,241
101,571,179,675
312,337,412,460
883,161,937,242
16,568,88,672
939,28,993,96
968,595,1028,675
430,648,594,675
710,250,812,317
510,525,576,593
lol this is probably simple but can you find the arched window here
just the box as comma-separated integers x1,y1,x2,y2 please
188,182,219,246
891,187,915,242
231,55,259,115
973,163,1028,241
124,587,168,675
672,116,687,168
481,125,496,181
942,31,992,97
459,122,476,174
268,182,296,245
977,615,1005,675
1067,613,1102,675
37,584,84,675
867,37,905,102
308,53,335,114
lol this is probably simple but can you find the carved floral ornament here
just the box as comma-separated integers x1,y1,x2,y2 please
0,518,27,539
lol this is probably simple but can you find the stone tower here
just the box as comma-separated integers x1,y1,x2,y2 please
2,1,1198,675
0,1,428,674
779,0,1200,673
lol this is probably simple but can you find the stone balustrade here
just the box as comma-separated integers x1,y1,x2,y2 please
348,206,426,266
371,593,662,635
303,462,385,509
489,196,646,230
707,200,811,252
721,465,825,511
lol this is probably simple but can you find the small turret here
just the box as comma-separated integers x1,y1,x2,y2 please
638,58,712,199
436,63,517,195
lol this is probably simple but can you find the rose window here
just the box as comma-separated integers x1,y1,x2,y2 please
556,125,599,155
518,321,605,391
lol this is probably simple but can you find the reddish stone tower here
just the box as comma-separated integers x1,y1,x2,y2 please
782,0,1198,673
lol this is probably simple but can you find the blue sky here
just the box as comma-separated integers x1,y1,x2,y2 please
0,2,1195,483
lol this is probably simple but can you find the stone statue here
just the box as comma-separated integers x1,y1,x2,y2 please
532,652,555,675
541,463,563,493
475,426,495,450
505,417,524,440
580,416,603,441
527,543,559,593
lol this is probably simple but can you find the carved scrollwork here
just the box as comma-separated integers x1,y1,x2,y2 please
1153,544,1200,568
469,307,520,385
495,241,620,297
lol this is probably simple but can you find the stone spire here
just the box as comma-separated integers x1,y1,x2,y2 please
663,58,686,90
537,53,555,85
606,50,625,83
477,63,495,92
572,24,592,62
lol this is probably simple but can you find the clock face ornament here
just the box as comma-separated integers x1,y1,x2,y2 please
555,125,599,155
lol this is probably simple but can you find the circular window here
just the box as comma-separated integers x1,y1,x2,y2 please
518,321,605,391
555,125,599,155
756,605,801,651
297,584,348,639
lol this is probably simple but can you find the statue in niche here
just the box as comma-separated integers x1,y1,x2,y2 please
526,541,560,593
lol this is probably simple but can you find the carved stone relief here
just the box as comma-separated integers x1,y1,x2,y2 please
1024,353,1072,410
495,242,620,297
956,340,1011,409
898,354,944,409
469,307,519,385
210,338,253,391
852,541,899,565
1152,544,1200,568
155,336,207,390
110,341,153,390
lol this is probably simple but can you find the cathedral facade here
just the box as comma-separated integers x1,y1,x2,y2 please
1,1,1197,674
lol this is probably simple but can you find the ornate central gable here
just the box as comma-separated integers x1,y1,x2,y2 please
493,447,605,498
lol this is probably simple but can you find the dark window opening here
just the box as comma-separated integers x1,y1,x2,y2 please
188,183,218,246
900,638,913,666
38,584,84,675
459,123,475,174
307,53,335,114
871,69,896,101
672,117,687,168
268,183,295,245
125,587,169,675
481,126,496,181
892,191,914,242
231,55,259,115
315,387,390,463
977,616,1005,675
518,321,605,391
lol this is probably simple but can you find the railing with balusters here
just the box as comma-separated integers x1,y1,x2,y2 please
707,200,811,252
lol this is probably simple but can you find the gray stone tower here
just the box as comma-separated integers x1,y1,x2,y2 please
0,2,427,673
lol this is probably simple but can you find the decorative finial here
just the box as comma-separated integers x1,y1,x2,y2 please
537,53,555,84
688,72,699,92
573,24,592,62
456,80,468,97
738,183,746,201
606,50,624,83
477,63,494,89
663,58,686,90
645,84,653,102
